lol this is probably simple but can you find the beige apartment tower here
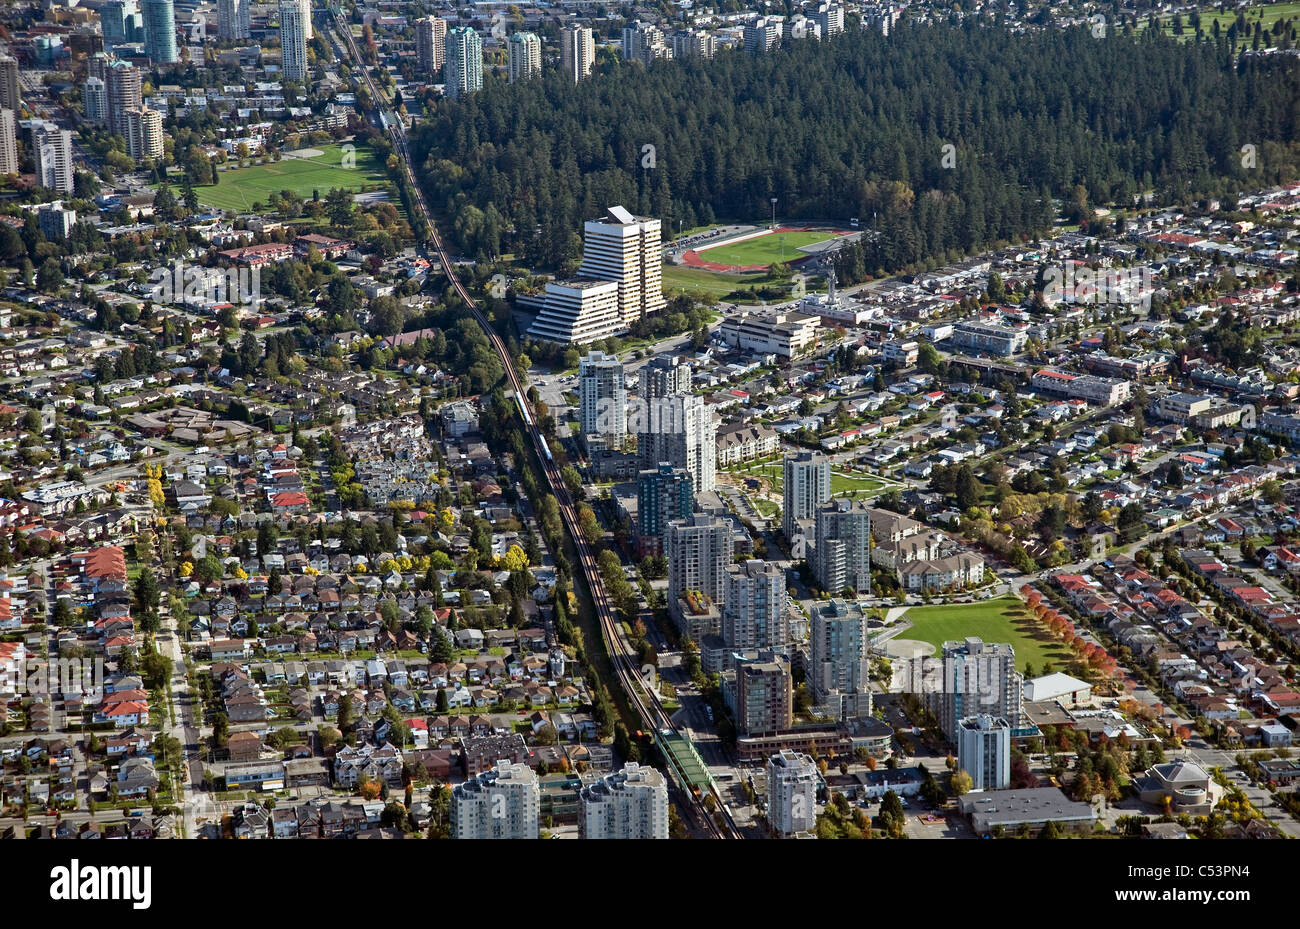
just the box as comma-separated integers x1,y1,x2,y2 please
126,107,164,162
416,16,447,74
560,24,594,82
0,108,17,177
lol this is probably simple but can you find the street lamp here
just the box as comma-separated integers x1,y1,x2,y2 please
770,198,777,230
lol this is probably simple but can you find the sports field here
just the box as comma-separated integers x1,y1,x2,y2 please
1140,1,1300,38
194,143,388,213
697,228,838,268
901,596,1072,674
661,264,764,297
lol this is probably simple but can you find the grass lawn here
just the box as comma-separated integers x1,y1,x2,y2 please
831,471,886,495
661,263,764,297
725,458,784,494
697,230,837,267
1138,1,1300,38
723,461,889,498
901,596,1072,674
194,143,389,213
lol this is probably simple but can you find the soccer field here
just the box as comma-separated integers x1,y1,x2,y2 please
194,143,389,213
697,229,837,267
901,596,1072,674
661,264,764,297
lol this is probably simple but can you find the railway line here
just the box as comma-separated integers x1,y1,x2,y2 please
332,13,740,839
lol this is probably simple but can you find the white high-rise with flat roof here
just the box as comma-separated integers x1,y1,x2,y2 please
667,514,731,608
783,451,831,542
450,760,540,839
723,559,786,651
637,392,715,494
767,750,817,836
560,24,594,82
578,205,665,328
507,32,542,83
83,77,107,125
639,356,692,399
33,122,74,193
813,498,872,596
928,637,1024,739
814,2,845,36
579,762,669,839
279,0,309,82
957,715,1011,791
578,350,626,441
808,598,872,721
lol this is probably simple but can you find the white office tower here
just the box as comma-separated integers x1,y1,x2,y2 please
578,205,665,327
723,559,786,651
527,278,622,345
813,498,872,596
83,77,107,125
0,57,18,113
299,0,312,40
957,715,1011,791
637,392,715,494
33,122,74,194
814,2,845,36
444,26,483,100
767,750,817,836
782,451,830,542
744,17,781,53
578,350,625,442
560,24,594,82
106,60,142,139
622,20,669,66
125,107,163,162
142,0,178,63
928,637,1024,740
450,760,540,839
415,16,447,74
579,762,669,839
667,514,731,608
0,109,18,176
217,0,250,40
808,598,872,721
279,0,309,82
639,356,692,400
507,32,541,83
